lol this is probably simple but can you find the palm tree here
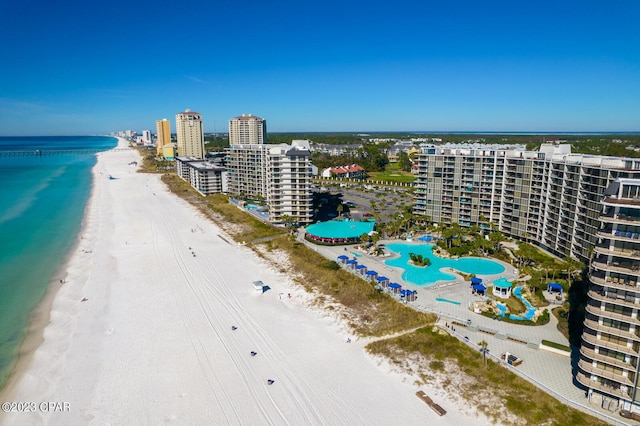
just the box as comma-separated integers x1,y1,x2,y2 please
280,215,298,235
336,203,344,217
563,257,584,289
479,340,488,367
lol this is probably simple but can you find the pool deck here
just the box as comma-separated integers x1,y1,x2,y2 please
298,232,627,425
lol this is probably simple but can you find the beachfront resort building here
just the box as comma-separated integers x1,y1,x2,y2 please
413,144,640,264
266,140,313,224
175,109,205,159
229,114,267,145
227,139,314,224
226,143,269,197
577,178,640,416
175,156,228,196
156,118,171,156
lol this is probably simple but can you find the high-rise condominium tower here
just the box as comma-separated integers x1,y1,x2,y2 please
578,178,640,412
229,114,267,145
155,119,171,156
176,109,205,159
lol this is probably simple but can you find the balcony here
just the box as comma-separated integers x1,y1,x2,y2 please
581,331,640,356
583,318,640,344
584,303,640,326
591,259,640,274
576,372,631,399
578,359,635,388
581,343,639,372
590,274,640,291
593,245,640,261
600,229,640,242
588,290,640,310
601,211,640,225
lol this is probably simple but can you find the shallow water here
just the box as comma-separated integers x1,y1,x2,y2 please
0,136,116,389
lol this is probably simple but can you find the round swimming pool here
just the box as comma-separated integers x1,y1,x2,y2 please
305,219,375,242
384,243,505,286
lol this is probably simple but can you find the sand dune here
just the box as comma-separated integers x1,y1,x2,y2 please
0,141,491,425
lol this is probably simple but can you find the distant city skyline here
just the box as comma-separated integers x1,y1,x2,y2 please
1,0,639,136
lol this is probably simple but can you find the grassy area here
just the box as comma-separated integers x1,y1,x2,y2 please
499,294,526,315
133,146,174,173
541,339,571,352
367,163,415,183
367,328,606,425
552,305,571,340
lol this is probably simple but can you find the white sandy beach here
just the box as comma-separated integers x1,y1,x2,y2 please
0,140,492,425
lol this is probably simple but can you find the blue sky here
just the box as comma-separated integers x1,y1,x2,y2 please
0,0,638,135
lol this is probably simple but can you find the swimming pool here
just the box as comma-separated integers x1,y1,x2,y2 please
305,219,375,239
384,243,505,286
496,287,537,321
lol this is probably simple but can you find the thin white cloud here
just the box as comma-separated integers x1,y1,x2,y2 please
186,75,205,83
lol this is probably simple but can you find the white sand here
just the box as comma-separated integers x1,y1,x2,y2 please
1,141,491,425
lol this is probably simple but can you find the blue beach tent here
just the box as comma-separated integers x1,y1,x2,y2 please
547,282,563,293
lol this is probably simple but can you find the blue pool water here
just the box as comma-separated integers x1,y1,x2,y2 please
435,297,461,305
384,243,505,286
305,219,375,239
510,286,537,320
351,252,362,257
496,287,537,320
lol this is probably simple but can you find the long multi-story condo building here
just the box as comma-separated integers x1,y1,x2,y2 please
176,109,205,159
578,178,640,415
156,119,171,156
413,144,640,263
229,114,267,145
175,156,228,196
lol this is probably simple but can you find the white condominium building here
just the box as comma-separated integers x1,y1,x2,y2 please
229,114,267,145
175,156,228,196
141,130,152,145
266,140,313,224
413,144,640,263
176,109,205,159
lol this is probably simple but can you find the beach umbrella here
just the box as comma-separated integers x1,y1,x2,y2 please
388,282,402,294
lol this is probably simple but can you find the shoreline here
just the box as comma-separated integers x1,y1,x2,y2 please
0,138,125,406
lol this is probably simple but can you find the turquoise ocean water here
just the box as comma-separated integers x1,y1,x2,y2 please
0,136,117,389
